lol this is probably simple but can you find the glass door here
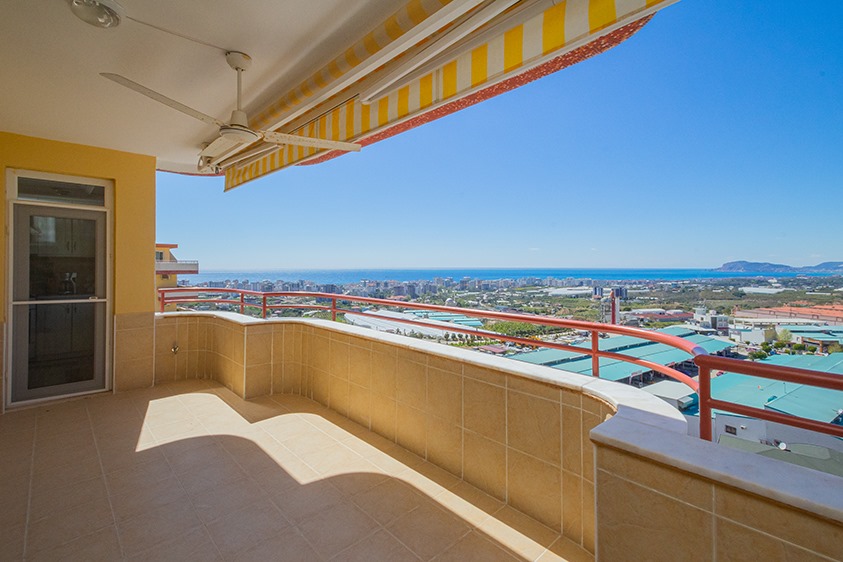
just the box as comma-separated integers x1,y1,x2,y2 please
9,204,108,403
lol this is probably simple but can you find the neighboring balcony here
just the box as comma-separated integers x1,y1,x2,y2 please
155,259,200,275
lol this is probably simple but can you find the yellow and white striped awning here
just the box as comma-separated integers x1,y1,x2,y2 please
225,0,675,190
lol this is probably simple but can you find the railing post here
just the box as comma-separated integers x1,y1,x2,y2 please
331,298,337,322
699,365,712,441
591,330,600,378
159,290,165,312
262,294,267,319
239,292,245,315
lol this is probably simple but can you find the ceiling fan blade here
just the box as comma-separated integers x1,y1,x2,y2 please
262,131,362,152
100,73,225,128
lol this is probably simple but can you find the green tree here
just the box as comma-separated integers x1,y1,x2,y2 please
829,343,843,354
777,329,792,344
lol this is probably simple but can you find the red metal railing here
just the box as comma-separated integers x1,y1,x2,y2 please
158,287,843,442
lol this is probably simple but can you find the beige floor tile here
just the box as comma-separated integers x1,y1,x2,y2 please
32,441,99,475
434,530,523,561
0,381,601,562
29,525,122,562
0,474,31,527
215,433,286,474
30,454,102,496
330,468,389,496
387,502,472,560
189,476,267,524
206,498,291,559
97,440,165,473
148,417,209,444
161,440,229,474
277,429,338,457
331,529,419,562
106,456,174,497
434,481,505,528
110,475,188,521
128,524,221,561
26,495,114,555
117,494,203,556
477,507,560,561
175,449,247,496
539,536,594,562
29,474,108,521
352,478,426,526
0,523,25,561
272,480,348,523
297,500,380,559
234,527,321,562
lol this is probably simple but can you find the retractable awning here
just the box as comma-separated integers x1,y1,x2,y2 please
225,0,677,190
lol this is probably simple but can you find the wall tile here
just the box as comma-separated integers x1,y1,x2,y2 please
396,404,426,458
597,447,712,510
561,469,583,545
348,345,372,388
245,364,271,399
116,312,154,331
245,330,271,367
581,411,600,482
114,357,153,391
426,416,462,478
370,397,397,441
463,363,506,387
463,431,506,501
115,328,154,364
561,406,582,475
714,486,843,560
347,383,371,429
507,449,561,530
426,368,461,425
508,375,560,401
597,469,711,562
329,375,350,417
371,354,397,399
714,517,830,562
463,378,506,444
508,390,561,466
328,339,349,380
395,360,426,410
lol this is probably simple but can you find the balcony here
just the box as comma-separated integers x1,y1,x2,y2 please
155,260,200,275
19,304,823,560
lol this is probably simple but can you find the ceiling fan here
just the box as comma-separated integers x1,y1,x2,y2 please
101,51,361,173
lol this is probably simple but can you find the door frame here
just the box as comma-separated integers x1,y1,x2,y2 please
5,168,114,408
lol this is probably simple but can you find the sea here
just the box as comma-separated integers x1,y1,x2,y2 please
179,268,832,286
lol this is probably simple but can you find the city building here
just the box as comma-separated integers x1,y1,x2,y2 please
737,304,843,324
155,243,199,311
1,1,841,560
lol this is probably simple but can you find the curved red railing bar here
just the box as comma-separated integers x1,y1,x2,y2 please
159,287,843,442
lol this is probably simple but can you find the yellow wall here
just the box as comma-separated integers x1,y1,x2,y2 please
0,131,157,317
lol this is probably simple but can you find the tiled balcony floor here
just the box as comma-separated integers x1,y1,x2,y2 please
0,380,591,561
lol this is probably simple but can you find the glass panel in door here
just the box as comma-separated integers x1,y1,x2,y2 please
10,205,107,403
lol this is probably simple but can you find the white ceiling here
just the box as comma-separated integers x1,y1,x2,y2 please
0,0,400,173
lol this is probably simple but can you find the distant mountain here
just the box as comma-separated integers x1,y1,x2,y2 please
716,261,843,273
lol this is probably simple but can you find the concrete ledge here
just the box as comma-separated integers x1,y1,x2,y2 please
592,414,843,524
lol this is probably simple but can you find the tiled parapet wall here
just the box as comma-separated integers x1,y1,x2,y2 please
114,312,155,390
153,312,686,553
592,413,843,562
290,320,685,554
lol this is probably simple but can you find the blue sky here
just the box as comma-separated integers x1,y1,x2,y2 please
157,1,843,270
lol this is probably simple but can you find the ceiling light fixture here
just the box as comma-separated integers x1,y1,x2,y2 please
68,0,125,29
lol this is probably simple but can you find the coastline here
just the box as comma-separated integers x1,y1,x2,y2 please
180,268,840,286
